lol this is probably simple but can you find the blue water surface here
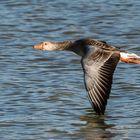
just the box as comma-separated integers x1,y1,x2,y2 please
0,0,140,139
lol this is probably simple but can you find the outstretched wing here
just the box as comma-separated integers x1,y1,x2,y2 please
81,47,120,115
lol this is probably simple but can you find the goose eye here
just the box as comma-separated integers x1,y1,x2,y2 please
44,42,47,45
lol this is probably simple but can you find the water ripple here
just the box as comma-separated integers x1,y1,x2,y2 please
0,0,140,140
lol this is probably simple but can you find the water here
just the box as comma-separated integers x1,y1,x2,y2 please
0,0,140,139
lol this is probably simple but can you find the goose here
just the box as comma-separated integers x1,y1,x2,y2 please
33,38,140,115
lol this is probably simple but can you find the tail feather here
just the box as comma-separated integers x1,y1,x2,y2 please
120,51,140,64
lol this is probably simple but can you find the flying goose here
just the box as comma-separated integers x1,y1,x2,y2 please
33,38,140,115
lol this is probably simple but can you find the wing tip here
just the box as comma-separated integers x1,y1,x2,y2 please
93,108,105,115
92,104,106,115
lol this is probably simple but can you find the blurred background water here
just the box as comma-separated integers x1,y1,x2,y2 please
0,0,140,139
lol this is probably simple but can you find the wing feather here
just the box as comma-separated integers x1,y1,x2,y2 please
81,48,120,115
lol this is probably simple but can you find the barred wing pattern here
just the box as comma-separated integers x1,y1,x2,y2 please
81,48,120,114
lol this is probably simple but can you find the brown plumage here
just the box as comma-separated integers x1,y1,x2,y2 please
33,38,140,115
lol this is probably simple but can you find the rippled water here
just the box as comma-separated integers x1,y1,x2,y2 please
0,0,140,139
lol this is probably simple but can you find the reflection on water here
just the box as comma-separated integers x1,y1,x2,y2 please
0,0,140,140
79,111,116,140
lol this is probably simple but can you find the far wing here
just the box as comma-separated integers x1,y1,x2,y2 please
81,48,120,115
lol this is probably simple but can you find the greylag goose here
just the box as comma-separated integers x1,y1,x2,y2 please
33,38,140,115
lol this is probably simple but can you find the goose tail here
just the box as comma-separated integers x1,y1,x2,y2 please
120,51,140,64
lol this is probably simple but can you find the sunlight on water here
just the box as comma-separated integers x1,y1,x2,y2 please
0,0,140,139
